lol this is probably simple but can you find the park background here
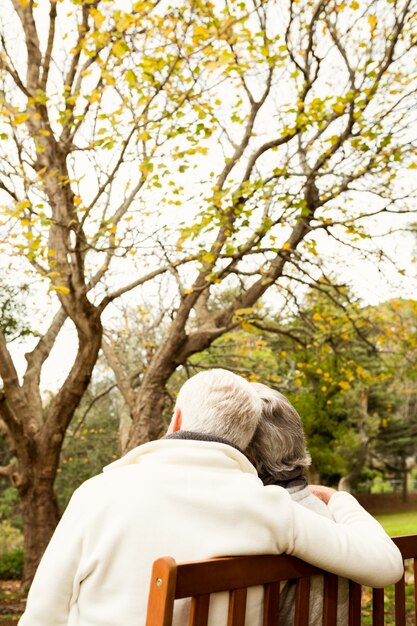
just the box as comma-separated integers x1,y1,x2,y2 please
0,0,416,622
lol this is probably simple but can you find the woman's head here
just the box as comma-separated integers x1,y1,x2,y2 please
247,383,311,477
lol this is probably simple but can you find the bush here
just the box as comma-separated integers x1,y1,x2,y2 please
0,520,23,554
0,548,24,579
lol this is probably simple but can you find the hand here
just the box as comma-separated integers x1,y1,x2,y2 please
309,484,337,504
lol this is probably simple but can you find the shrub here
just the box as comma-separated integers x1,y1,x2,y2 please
0,548,24,579
0,520,23,554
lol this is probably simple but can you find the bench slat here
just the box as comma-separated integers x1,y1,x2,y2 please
414,558,417,624
323,573,338,626
348,581,361,626
227,588,247,626
189,595,210,626
372,587,385,626
395,574,406,626
263,582,280,626
294,577,310,626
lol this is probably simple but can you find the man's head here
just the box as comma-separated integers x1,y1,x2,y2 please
247,383,311,478
169,369,263,450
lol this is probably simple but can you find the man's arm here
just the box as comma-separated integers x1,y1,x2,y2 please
284,490,403,587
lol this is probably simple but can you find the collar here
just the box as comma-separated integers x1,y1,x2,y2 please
163,430,246,456
103,436,255,475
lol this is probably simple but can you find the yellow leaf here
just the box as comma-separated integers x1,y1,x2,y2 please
14,113,29,125
90,8,105,29
332,102,345,115
90,90,100,103
202,252,215,264
241,320,257,333
116,15,132,31
125,69,138,85
112,40,130,58
205,61,222,71
368,15,377,32
17,199,31,210
53,285,70,295
339,381,351,390
193,25,207,39
235,308,254,316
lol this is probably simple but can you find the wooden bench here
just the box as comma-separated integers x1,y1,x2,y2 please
146,534,417,625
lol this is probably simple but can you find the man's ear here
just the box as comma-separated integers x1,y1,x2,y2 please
167,407,182,434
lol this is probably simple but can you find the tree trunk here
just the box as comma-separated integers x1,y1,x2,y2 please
125,330,186,452
125,381,168,453
401,459,409,504
19,474,61,587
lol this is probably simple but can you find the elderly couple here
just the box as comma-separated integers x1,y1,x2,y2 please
20,369,403,626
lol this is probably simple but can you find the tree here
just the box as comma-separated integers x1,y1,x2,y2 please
0,0,235,582
0,0,416,581
184,286,417,489
371,299,417,500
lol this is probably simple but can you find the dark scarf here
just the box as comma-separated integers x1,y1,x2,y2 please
260,466,308,490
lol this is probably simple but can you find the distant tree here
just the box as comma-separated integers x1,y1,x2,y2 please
0,0,416,581
371,300,417,500
186,287,417,489
54,376,120,510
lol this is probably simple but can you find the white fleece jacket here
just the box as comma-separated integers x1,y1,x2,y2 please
18,439,403,626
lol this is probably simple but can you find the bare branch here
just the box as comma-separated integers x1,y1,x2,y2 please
71,382,117,438
0,33,31,96
22,307,68,417
11,0,42,90
97,254,199,310
0,180,18,202
102,338,136,410
40,1,57,91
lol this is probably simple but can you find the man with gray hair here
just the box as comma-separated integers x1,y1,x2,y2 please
19,368,402,626
247,382,349,625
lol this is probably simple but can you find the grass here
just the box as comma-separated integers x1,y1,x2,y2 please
359,510,417,625
374,511,417,537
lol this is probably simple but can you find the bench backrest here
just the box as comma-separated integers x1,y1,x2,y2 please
145,534,417,626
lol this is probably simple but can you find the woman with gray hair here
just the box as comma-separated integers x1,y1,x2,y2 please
248,382,349,625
